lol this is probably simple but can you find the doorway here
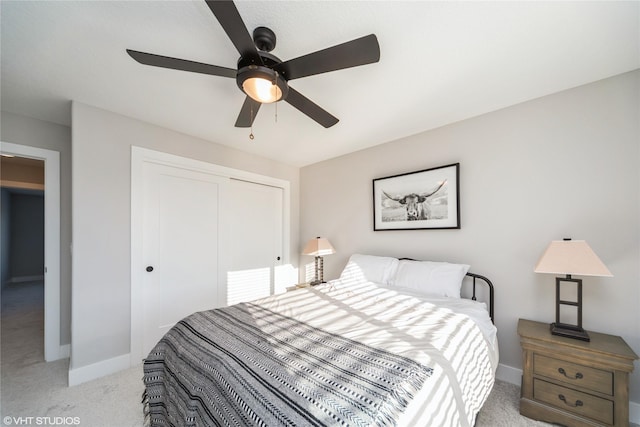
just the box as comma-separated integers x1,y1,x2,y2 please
0,142,62,362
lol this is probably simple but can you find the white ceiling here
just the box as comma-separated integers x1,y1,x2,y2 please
2,1,638,167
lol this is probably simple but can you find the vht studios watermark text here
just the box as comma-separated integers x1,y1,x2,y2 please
3,416,81,426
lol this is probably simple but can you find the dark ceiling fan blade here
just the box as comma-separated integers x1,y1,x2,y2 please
205,0,262,65
235,96,262,127
127,49,236,78
285,87,338,128
274,34,380,81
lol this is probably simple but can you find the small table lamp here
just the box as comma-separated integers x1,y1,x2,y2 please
302,237,335,285
534,238,612,341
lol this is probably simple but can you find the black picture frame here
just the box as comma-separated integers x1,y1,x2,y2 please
373,163,460,230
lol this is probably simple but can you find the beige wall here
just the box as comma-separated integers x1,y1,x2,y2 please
300,70,640,402
1,111,72,345
70,102,300,370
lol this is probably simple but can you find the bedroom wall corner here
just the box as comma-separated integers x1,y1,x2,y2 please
299,69,640,408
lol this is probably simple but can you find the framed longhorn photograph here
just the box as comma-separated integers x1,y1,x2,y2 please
373,163,460,230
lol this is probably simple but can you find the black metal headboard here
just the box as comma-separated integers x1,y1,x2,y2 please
464,272,495,324
399,258,495,324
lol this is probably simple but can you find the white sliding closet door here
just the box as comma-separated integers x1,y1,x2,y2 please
226,179,283,305
131,147,291,363
140,162,228,355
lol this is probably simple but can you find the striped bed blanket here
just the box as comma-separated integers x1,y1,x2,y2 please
143,302,434,426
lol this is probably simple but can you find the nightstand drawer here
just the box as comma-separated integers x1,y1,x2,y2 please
533,378,613,425
534,354,613,395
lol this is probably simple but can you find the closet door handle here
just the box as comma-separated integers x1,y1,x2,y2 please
146,266,154,272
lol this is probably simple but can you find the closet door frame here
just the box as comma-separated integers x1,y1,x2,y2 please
130,146,290,365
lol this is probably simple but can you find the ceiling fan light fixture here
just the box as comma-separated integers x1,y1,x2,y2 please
243,77,280,103
237,65,288,104
127,1,380,128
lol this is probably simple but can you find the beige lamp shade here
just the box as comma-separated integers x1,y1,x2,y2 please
534,240,613,277
302,237,335,256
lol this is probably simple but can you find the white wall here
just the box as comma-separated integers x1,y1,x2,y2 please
70,102,300,374
0,111,72,345
300,70,640,403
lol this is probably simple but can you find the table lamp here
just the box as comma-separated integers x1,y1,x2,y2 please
302,237,335,285
534,238,612,341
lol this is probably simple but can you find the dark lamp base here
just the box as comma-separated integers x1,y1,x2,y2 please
550,322,590,342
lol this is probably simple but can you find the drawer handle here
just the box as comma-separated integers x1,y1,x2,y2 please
558,394,583,408
558,367,583,380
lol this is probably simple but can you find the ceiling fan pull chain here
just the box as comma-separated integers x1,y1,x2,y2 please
249,103,255,140
274,72,279,123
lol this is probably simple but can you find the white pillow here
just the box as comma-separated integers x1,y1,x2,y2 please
392,259,470,298
339,254,399,286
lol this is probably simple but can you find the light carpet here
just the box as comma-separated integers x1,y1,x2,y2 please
0,281,604,426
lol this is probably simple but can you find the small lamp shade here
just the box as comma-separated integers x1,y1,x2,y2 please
302,237,335,257
534,240,612,277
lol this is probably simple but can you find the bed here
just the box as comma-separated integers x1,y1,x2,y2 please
142,254,498,427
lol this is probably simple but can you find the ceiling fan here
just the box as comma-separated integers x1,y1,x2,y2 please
126,0,380,129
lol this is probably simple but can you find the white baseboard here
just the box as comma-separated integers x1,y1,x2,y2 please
45,343,70,362
631,401,640,426
496,363,522,385
68,353,130,386
496,363,640,425
59,344,70,359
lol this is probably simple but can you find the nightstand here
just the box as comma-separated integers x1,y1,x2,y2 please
518,319,637,426
285,283,311,292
